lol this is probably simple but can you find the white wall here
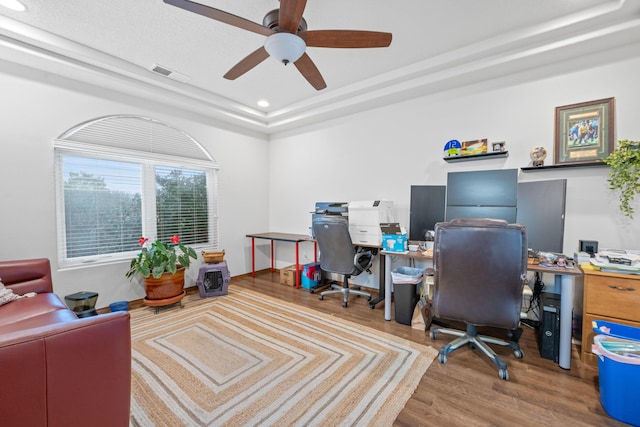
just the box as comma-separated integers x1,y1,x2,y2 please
0,65,269,308
2,54,639,307
269,56,640,282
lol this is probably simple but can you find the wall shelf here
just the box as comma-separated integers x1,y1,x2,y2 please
443,151,508,163
521,161,608,171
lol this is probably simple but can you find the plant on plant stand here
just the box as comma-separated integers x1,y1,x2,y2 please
603,139,640,219
126,235,198,307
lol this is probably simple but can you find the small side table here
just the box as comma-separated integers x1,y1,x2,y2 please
64,291,98,317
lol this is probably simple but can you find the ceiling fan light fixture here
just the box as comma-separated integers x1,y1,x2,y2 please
264,33,306,65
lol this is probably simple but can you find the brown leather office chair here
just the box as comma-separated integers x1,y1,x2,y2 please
312,215,374,307
429,218,527,380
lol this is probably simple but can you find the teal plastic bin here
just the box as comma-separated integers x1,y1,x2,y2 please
592,320,640,426
301,262,321,289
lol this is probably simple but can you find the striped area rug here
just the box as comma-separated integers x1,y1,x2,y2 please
129,288,437,426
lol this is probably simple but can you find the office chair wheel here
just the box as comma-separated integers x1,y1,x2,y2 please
429,330,437,340
499,369,509,380
366,295,372,302
342,301,348,308
513,349,524,359
319,295,324,300
438,353,447,364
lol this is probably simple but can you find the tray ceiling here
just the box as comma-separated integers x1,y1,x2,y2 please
1,0,639,135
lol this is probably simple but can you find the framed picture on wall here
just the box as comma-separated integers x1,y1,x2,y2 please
492,142,506,152
554,97,615,165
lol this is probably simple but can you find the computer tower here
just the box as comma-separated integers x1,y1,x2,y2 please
538,292,561,362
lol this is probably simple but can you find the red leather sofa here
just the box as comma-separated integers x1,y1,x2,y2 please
0,258,131,427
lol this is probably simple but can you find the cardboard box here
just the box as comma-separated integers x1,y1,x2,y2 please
280,265,301,286
381,223,408,252
382,233,407,252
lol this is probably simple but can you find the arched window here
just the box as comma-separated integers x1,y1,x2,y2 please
54,115,219,267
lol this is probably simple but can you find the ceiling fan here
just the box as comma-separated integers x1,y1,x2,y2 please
163,0,392,90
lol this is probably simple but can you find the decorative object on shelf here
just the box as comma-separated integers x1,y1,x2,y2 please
554,97,615,165
530,146,547,167
492,141,506,152
603,139,640,219
461,139,488,156
126,235,198,310
443,139,461,157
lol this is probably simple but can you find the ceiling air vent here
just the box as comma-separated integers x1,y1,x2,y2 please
149,64,190,83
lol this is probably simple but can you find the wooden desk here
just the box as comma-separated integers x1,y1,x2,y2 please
581,266,640,367
381,253,583,370
246,232,317,288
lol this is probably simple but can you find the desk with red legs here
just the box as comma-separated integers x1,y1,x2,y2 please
246,232,317,288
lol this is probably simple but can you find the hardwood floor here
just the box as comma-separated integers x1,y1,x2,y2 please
229,271,626,427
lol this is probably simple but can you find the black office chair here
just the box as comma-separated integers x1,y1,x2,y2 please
312,216,374,307
429,218,528,380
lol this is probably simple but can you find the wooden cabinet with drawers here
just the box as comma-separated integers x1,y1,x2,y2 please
581,268,640,367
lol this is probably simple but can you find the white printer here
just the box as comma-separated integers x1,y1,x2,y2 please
348,200,394,246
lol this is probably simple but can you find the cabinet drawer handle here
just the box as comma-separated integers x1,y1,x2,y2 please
609,285,636,291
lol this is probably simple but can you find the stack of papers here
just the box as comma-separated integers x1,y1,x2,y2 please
591,249,640,274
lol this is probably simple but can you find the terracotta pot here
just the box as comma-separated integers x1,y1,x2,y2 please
144,267,185,300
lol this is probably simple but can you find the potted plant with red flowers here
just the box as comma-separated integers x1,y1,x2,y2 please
126,235,198,309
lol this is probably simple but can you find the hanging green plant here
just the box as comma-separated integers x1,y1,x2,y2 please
603,139,640,219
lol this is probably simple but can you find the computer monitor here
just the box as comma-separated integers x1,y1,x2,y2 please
446,169,518,207
445,169,518,223
409,185,446,241
516,179,566,254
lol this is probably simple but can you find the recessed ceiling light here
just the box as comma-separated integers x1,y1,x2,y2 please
0,0,26,12
257,100,270,108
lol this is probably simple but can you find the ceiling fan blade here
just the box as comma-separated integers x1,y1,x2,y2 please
300,30,392,48
278,0,308,34
163,0,274,37
294,53,326,91
223,47,270,80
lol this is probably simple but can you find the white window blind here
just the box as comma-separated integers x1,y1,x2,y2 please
54,115,219,267
155,165,209,245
